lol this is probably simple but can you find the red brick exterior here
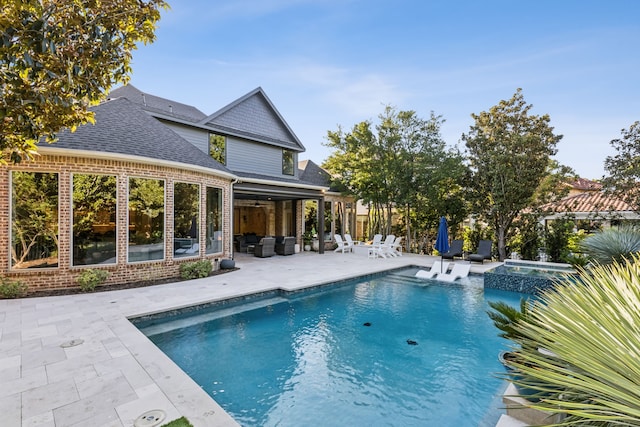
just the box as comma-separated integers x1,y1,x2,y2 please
0,154,232,293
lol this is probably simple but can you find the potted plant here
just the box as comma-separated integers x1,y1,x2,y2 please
302,231,313,251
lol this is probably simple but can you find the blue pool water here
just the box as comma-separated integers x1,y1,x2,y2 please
135,269,526,426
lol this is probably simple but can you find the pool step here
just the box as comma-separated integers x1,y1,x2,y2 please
384,272,432,286
139,296,290,337
495,414,529,427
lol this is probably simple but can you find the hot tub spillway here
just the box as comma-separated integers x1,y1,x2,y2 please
484,260,577,294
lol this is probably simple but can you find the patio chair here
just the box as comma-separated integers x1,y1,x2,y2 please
388,236,403,257
377,235,395,258
437,262,471,282
415,261,450,279
275,236,295,255
344,234,356,248
441,239,464,260
468,240,492,263
254,237,276,258
334,234,352,253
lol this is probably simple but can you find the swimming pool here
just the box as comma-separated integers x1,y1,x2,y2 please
134,268,526,426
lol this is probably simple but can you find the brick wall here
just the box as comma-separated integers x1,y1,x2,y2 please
0,154,232,293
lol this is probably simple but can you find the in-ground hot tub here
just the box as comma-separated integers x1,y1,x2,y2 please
484,259,577,294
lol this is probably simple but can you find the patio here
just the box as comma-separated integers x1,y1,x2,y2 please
0,252,498,427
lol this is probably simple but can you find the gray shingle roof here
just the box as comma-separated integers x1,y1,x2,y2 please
298,159,343,192
108,84,207,123
201,87,306,152
45,98,231,174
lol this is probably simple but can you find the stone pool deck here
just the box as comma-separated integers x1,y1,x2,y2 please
0,252,499,427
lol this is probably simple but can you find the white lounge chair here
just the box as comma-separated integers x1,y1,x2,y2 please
438,263,471,282
377,234,395,258
334,234,352,253
387,236,403,257
344,234,356,248
371,234,383,248
415,261,450,279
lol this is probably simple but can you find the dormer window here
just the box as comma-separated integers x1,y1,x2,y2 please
282,149,294,176
209,133,226,165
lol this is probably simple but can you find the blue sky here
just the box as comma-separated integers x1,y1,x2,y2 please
126,0,639,179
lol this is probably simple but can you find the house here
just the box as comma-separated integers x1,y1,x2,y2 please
540,178,640,228
1,85,353,292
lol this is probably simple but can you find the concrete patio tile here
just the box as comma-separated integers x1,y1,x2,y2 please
21,324,58,342
53,379,136,427
21,378,78,420
0,364,21,382
0,390,20,427
102,337,130,358
22,410,55,427
75,371,129,400
0,366,47,398
94,355,154,391
0,331,22,357
115,390,181,427
45,351,111,384
21,345,66,370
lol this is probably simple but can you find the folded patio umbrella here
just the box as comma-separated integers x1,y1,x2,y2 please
434,216,450,273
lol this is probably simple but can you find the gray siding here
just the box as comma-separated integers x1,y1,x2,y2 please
164,122,209,155
227,137,297,178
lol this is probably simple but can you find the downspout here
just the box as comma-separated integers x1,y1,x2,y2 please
230,178,239,259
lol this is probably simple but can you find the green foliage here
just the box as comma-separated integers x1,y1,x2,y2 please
463,89,563,261
161,417,194,427
506,258,640,424
462,223,492,254
76,269,109,292
323,105,467,248
0,278,28,298
508,213,543,260
579,226,640,265
0,0,168,163
179,260,212,280
487,298,531,341
603,121,640,212
544,217,575,262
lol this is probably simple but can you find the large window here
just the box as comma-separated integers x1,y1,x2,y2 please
174,182,200,258
209,133,226,165
282,149,294,175
206,187,223,254
72,174,117,266
128,177,165,262
11,171,59,269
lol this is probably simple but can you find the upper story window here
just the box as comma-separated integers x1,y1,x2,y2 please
209,133,226,165
282,149,294,176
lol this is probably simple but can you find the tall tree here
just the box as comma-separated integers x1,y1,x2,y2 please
0,0,168,163
463,89,562,261
603,121,640,211
324,106,466,251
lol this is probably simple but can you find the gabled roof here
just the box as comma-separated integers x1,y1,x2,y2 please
42,97,231,174
108,84,207,123
298,159,343,192
200,87,305,152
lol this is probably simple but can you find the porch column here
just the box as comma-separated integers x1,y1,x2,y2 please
317,196,325,254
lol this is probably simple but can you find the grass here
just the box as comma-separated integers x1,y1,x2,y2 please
161,417,193,427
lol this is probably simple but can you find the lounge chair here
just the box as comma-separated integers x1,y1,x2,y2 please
344,234,356,248
415,261,450,279
468,240,492,263
275,236,295,255
387,236,403,257
371,234,383,248
377,234,395,258
441,239,464,260
334,234,352,253
437,263,471,282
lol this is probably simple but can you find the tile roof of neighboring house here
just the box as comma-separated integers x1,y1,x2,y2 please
568,177,602,191
42,97,231,174
541,192,634,214
200,87,306,152
108,84,207,123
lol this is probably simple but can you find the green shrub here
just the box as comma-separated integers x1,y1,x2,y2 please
579,225,640,265
77,269,109,292
179,260,212,279
0,278,28,298
504,257,640,424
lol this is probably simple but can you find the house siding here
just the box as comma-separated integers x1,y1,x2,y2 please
162,122,209,155
0,154,233,293
227,137,297,179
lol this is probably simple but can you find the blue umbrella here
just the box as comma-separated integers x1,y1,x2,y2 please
434,216,450,272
